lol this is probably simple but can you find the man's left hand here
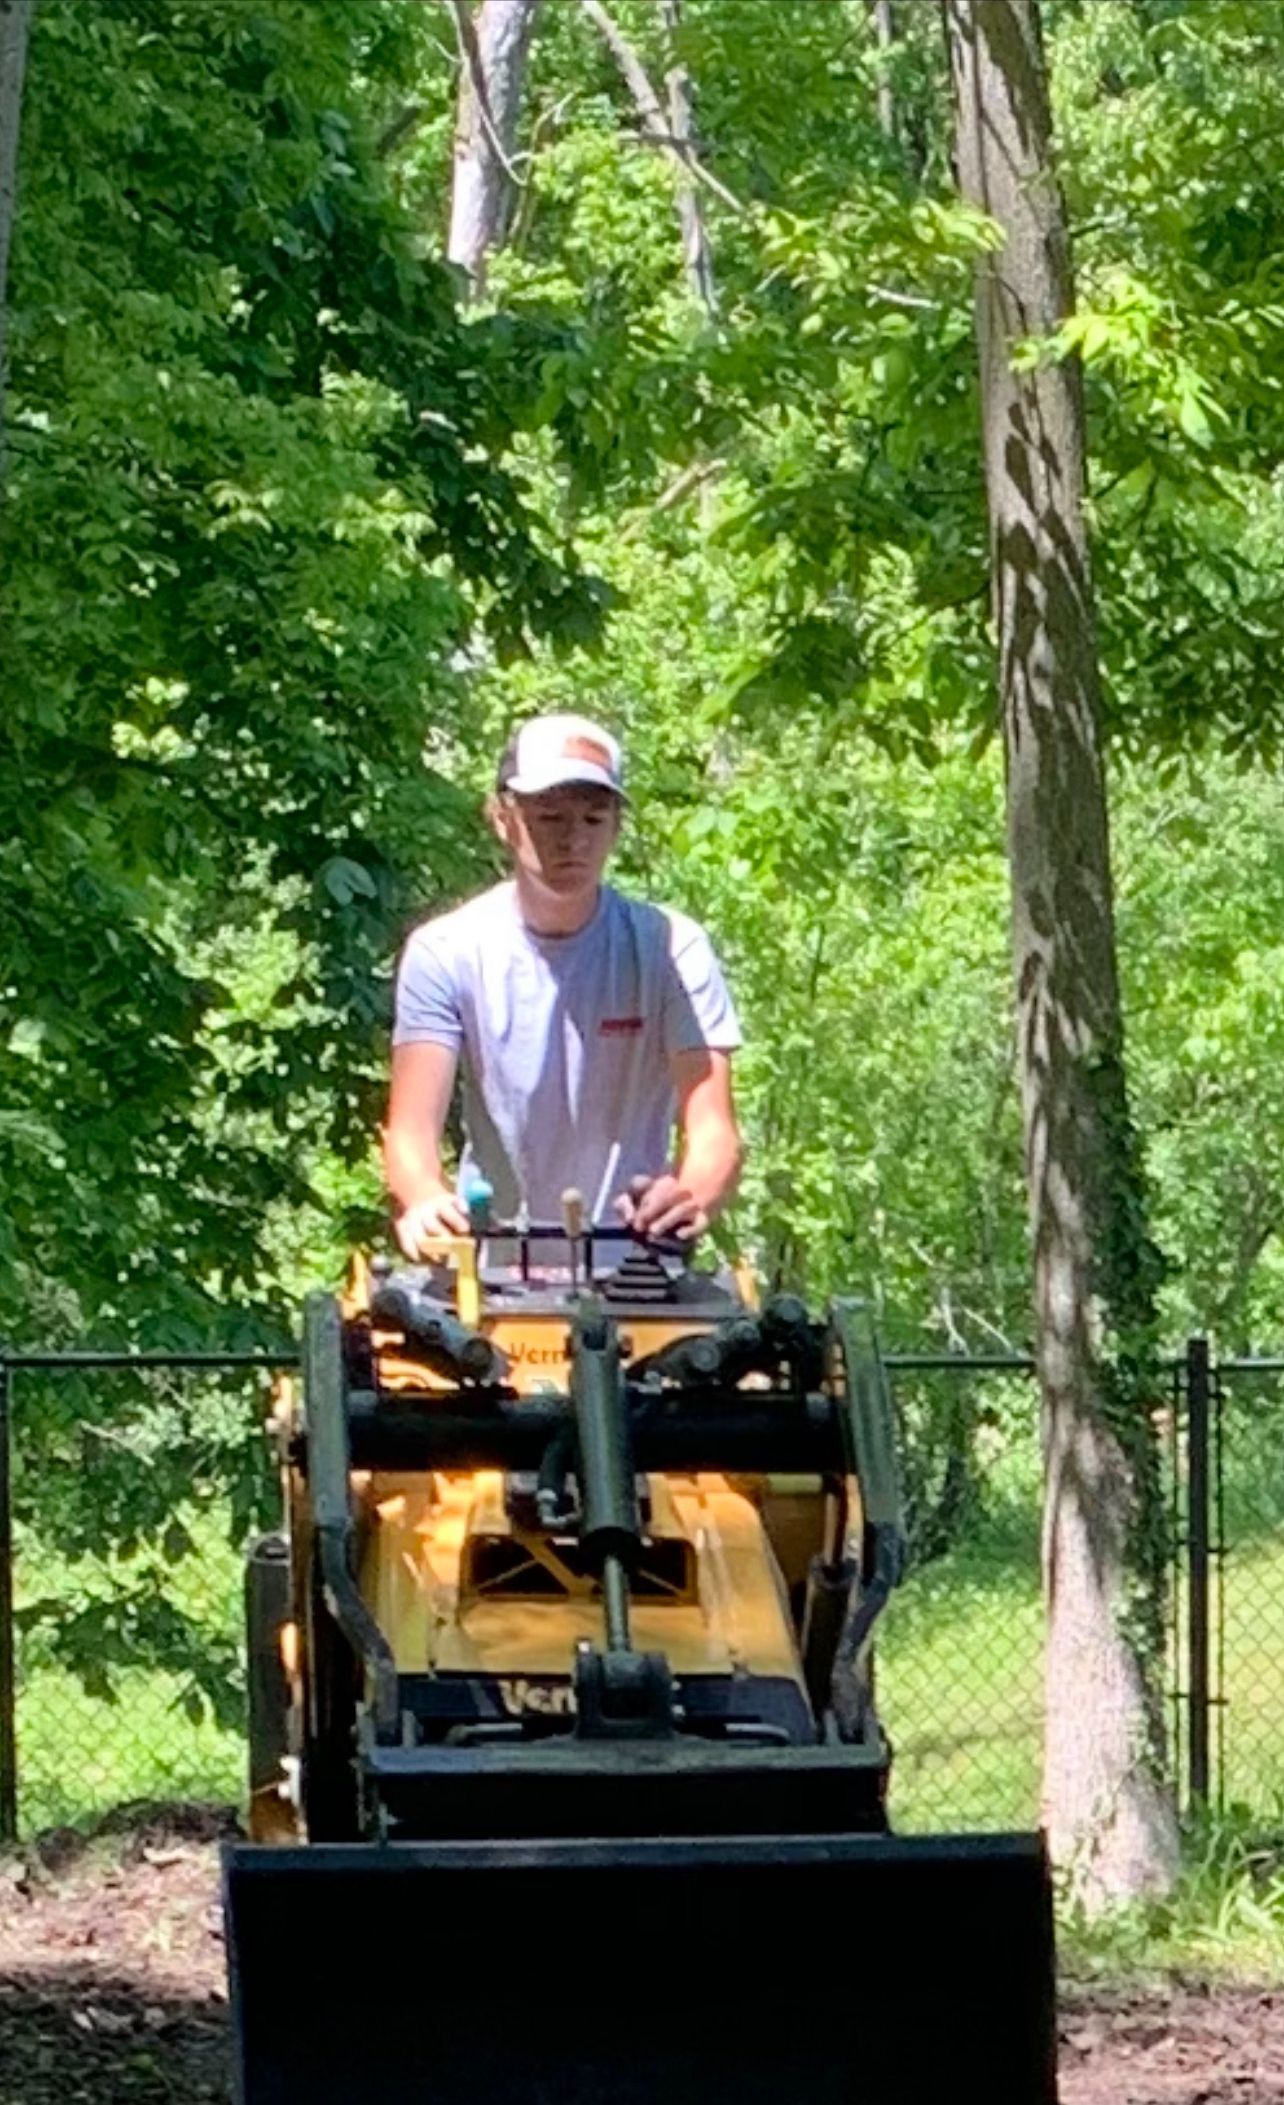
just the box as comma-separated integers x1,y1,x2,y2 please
616,1173,708,1241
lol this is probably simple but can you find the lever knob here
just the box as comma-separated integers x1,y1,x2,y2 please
464,1178,493,1236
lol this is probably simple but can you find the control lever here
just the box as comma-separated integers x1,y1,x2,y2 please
561,1186,585,1290
464,1177,494,1239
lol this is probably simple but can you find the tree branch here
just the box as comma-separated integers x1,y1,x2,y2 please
377,101,427,158
579,0,745,217
871,0,897,141
621,455,726,535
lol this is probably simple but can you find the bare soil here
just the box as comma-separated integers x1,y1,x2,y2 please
2,1806,1283,2102
1059,1985,1284,2105
0,1805,230,2104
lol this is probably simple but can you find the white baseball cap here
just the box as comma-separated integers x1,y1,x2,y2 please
496,713,625,798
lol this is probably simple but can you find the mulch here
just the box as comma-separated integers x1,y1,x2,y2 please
2,1805,1283,2102
0,1804,230,2104
1059,1983,1284,2104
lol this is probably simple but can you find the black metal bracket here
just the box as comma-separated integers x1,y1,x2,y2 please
303,1293,400,1743
572,1642,677,1740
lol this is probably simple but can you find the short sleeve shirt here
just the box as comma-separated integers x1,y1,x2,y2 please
393,881,741,1221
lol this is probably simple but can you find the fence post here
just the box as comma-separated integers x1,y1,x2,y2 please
1186,1334,1212,1810
0,1359,16,1841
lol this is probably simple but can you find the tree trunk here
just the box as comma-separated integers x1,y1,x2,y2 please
945,0,1178,1909
447,0,542,295
871,0,896,142
656,0,716,316
0,0,34,490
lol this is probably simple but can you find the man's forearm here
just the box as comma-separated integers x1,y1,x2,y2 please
383,1123,449,1209
675,1124,743,1221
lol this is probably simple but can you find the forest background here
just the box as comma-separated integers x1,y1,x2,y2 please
7,0,1284,1911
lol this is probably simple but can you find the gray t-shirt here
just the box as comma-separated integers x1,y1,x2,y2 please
393,881,741,1222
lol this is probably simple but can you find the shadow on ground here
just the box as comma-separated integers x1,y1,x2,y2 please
0,1976,229,2104
0,1800,235,2104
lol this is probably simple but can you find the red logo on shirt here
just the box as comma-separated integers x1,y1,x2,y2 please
599,1015,644,1036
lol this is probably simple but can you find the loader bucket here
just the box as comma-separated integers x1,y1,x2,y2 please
224,1830,1057,2104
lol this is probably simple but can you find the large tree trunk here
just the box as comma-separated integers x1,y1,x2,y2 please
0,0,34,489
447,0,542,295
945,0,1178,1909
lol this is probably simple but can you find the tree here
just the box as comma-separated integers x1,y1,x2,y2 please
1,0,601,1353
446,0,543,293
945,0,1178,1905
0,0,34,483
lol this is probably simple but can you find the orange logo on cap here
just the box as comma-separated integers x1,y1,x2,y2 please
563,735,613,772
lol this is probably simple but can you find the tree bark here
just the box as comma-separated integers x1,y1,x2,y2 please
0,0,34,491
945,0,1178,1909
656,0,716,317
446,0,542,296
871,0,896,142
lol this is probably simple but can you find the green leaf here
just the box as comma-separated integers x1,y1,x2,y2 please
320,857,379,907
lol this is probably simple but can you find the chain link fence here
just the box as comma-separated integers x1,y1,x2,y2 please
877,1358,1042,1833
1186,1356,1284,1820
4,1343,1282,1841
2,1355,286,1838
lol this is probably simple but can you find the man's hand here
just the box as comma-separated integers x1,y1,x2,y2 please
395,1183,469,1257
616,1173,709,1242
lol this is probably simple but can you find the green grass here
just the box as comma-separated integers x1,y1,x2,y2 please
14,1505,246,1834
1061,1807,1284,1984
17,1665,244,1833
880,1537,1044,1833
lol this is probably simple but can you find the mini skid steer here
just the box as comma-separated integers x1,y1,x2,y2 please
224,1193,1057,2102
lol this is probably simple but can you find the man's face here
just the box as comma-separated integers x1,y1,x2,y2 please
496,784,621,897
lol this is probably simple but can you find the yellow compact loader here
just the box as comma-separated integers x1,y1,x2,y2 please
223,1200,1057,2103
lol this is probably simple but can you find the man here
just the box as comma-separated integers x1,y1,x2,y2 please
384,712,743,1258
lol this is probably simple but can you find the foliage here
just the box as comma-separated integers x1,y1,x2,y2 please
0,0,603,1695
1,0,601,1352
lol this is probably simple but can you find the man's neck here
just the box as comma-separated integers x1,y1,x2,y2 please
514,876,603,938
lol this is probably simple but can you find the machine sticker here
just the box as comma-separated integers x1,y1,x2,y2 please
506,1339,573,1367
505,1334,639,1366
497,1677,577,1717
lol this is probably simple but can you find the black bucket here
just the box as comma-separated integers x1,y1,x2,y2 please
225,1829,1056,2103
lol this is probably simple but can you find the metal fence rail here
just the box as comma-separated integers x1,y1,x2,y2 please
0,1337,1275,1840
1192,1352,1284,1818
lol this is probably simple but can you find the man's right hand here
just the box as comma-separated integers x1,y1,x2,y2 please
394,1185,470,1257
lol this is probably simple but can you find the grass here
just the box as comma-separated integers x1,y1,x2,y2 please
16,1503,1284,1842
17,1665,243,1833
1062,1807,1284,1984
14,1505,246,1835
879,1533,1044,1833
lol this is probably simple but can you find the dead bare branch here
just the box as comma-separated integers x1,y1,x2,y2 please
578,0,746,218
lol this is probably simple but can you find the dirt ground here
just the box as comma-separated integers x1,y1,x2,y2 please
2,1806,1283,2102
0,1805,230,2104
